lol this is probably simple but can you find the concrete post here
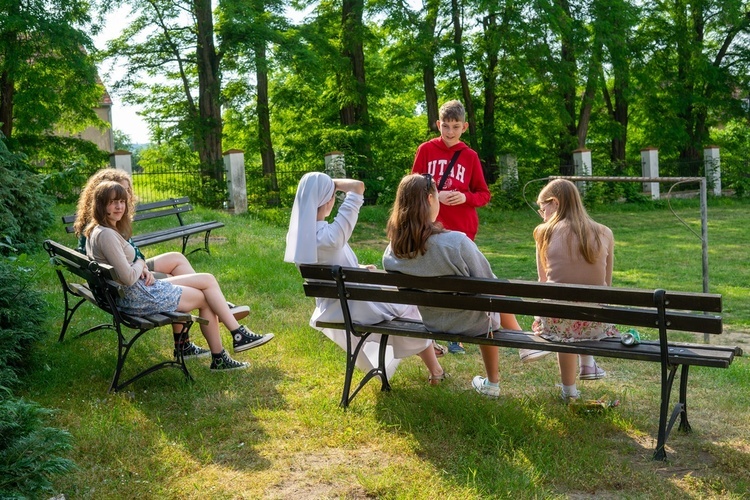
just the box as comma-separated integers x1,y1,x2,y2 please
110,150,132,176
324,151,346,178
499,154,518,189
704,146,721,196
223,149,247,214
572,148,592,193
641,147,660,200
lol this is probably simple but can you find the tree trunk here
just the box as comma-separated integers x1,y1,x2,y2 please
422,0,439,133
255,38,278,203
340,0,371,177
481,14,499,182
194,0,223,184
340,0,368,128
557,0,577,170
0,71,13,139
451,0,478,151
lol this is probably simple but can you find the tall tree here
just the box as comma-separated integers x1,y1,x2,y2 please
450,0,478,150
0,0,101,139
219,0,288,199
105,0,223,183
596,0,639,167
636,0,750,166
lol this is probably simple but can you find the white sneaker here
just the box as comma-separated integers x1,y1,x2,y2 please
472,376,500,398
519,349,552,363
560,389,582,404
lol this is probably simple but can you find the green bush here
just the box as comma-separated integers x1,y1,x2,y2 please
0,256,75,498
0,139,55,254
0,398,75,498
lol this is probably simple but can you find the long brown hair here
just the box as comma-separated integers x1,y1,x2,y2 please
386,173,445,258
533,179,603,269
84,181,133,239
74,169,135,237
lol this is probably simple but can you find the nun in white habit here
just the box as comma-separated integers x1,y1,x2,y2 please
284,172,444,382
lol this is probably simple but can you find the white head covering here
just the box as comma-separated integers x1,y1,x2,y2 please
284,172,335,264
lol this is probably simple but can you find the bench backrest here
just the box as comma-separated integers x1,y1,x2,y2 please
44,239,123,316
62,197,193,234
299,264,723,336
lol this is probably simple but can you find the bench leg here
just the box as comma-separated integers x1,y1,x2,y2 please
339,332,388,408
58,295,86,342
677,365,692,433
109,322,194,393
653,363,679,461
183,231,213,256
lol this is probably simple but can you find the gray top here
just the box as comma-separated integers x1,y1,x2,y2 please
382,230,497,335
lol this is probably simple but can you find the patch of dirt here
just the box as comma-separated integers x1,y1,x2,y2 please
263,448,385,499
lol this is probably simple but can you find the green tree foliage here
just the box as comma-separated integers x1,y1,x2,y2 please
632,0,750,168
107,0,750,205
0,0,103,139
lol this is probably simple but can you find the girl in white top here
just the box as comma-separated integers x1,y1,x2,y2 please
284,172,444,383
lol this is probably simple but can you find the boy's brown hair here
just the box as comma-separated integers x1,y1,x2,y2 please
439,100,465,122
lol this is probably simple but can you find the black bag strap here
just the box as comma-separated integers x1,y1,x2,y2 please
438,150,462,190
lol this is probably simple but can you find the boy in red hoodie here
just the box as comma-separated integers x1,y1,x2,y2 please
412,100,491,354
412,100,490,241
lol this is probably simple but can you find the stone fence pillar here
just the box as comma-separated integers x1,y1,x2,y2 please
110,150,132,176
324,151,346,178
704,146,721,196
499,154,518,189
641,147,660,200
572,148,592,193
223,149,247,214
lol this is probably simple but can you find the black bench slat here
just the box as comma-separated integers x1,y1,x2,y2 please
303,282,723,334
299,263,741,461
300,265,722,312
62,196,223,255
132,221,224,247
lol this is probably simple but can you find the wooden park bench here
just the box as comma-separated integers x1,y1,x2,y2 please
62,196,224,256
44,239,208,392
299,264,743,460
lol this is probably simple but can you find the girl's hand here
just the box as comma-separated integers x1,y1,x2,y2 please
360,264,377,270
141,267,155,286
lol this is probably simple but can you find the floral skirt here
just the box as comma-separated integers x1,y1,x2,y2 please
532,316,619,342
117,279,182,316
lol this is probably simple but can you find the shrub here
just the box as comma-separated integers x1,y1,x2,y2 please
0,398,75,498
0,138,55,254
0,256,75,498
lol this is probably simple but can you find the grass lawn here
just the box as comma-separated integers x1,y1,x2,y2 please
21,196,750,498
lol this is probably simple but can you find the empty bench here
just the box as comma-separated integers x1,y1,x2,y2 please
44,239,209,392
299,264,743,460
63,196,224,256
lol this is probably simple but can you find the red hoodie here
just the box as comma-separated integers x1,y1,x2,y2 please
412,137,491,240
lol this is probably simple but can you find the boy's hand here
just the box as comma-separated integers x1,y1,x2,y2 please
439,190,466,206
359,264,377,270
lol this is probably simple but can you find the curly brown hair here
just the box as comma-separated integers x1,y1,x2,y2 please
84,181,133,239
74,169,136,238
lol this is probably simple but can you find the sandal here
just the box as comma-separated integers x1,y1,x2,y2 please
432,340,448,358
428,370,447,386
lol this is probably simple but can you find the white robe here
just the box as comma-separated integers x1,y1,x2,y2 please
285,173,430,379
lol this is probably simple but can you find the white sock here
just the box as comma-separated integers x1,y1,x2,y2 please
562,383,579,396
579,355,595,368
485,379,499,387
